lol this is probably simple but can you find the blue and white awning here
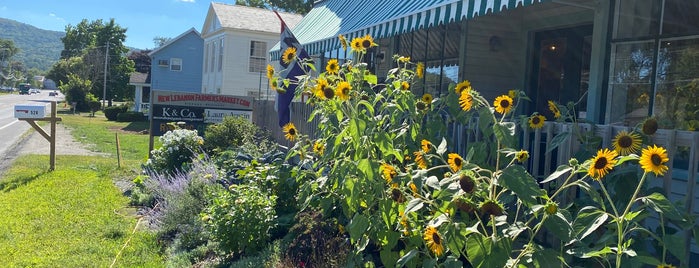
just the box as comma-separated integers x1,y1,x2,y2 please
271,0,548,59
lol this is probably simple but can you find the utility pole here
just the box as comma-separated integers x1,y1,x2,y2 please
102,41,109,108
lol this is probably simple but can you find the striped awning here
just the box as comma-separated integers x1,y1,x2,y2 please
270,0,548,59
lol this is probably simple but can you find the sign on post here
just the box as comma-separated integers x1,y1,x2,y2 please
14,104,48,119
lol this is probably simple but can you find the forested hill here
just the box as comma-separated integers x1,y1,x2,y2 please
0,18,64,72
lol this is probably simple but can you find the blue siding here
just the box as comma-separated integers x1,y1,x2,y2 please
150,31,204,92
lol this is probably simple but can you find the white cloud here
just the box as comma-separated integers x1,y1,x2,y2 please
49,13,56,17
178,0,195,3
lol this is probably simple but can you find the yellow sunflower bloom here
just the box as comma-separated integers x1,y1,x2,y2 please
282,122,298,142
459,90,474,112
313,140,325,156
416,62,425,79
414,151,427,169
338,34,348,51
335,81,352,101
612,130,642,155
548,100,561,119
361,34,377,50
516,150,529,162
381,163,397,184
588,148,618,180
422,93,433,104
400,81,410,91
421,139,432,152
508,89,517,99
270,78,282,93
640,145,669,176
266,64,274,80
423,226,444,256
455,80,471,95
282,47,296,65
448,153,464,172
398,56,411,63
314,78,330,99
494,95,514,114
326,58,339,75
529,114,546,129
409,182,418,196
351,37,364,53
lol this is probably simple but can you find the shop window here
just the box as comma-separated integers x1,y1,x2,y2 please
662,0,699,35
615,0,661,39
608,42,655,126
653,38,699,130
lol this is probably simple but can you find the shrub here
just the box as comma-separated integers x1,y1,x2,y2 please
203,183,277,256
117,111,146,122
144,128,204,174
283,210,350,267
203,116,266,155
104,105,128,121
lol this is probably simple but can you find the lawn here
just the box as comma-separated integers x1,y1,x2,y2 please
0,110,164,266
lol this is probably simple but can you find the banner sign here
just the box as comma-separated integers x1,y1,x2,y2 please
149,90,253,136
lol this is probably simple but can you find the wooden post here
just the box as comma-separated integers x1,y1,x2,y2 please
18,101,62,171
115,132,122,168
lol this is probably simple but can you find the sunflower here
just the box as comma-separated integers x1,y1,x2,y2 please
423,226,445,256
361,34,377,50
588,148,618,180
459,90,474,112
548,100,561,119
479,200,504,216
414,151,427,169
612,130,642,155
326,58,339,75
642,117,659,135
391,188,405,203
422,93,433,104
350,37,364,53
508,89,517,99
282,122,298,142
416,62,425,79
398,56,411,63
421,139,432,152
458,173,476,193
529,114,546,129
282,47,296,65
335,81,352,101
447,153,464,172
416,101,427,111
657,264,676,268
408,182,418,196
338,34,348,51
400,212,410,235
270,78,282,93
455,80,471,95
516,150,529,162
313,140,325,156
544,201,558,215
381,163,397,184
266,64,274,80
494,95,514,114
400,81,410,91
314,78,330,99
640,145,669,176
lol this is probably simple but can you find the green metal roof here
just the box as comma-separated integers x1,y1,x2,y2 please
271,0,548,59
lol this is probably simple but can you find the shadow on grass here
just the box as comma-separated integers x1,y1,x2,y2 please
0,171,48,193
122,121,150,132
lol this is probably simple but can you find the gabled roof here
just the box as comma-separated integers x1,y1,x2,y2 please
148,28,202,57
202,2,303,36
129,72,151,85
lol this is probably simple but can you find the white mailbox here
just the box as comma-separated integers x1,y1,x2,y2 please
14,104,47,119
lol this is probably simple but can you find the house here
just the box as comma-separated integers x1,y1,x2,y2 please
200,2,302,99
266,0,699,262
128,71,150,112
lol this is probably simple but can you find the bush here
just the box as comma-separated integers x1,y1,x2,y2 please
104,105,128,121
203,183,277,256
203,116,262,155
117,111,146,122
144,128,204,174
283,210,350,267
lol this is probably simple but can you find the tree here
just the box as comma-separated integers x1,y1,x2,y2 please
59,73,93,111
0,39,20,86
235,0,312,14
152,36,171,48
128,49,152,73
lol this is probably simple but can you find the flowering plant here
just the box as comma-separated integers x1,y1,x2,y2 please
268,35,696,267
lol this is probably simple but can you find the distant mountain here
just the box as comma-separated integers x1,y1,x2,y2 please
0,18,64,72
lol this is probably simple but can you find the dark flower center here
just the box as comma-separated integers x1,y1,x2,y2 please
454,157,462,167
416,102,427,110
362,39,372,48
643,119,659,135
459,175,475,193
391,188,404,203
594,157,608,169
329,63,337,71
432,233,441,244
500,99,510,108
651,154,663,166
288,128,296,135
342,87,350,95
532,117,540,124
323,88,335,99
618,136,632,148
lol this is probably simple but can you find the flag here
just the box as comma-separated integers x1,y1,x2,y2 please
274,11,309,127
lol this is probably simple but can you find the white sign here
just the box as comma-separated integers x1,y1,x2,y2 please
14,104,47,118
203,109,253,123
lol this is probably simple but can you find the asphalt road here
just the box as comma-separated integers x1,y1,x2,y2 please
0,89,64,162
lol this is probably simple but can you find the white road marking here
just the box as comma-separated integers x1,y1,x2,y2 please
0,119,19,131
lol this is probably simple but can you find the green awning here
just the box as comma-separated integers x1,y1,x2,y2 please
271,0,548,59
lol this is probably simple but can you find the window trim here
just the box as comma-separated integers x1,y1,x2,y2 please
170,58,182,71
249,40,267,73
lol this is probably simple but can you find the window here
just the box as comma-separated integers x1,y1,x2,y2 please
249,41,267,73
157,59,169,66
170,58,182,71
219,39,224,71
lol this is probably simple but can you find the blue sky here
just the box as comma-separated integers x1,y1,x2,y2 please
0,0,217,50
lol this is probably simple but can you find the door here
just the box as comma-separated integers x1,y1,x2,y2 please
529,25,592,119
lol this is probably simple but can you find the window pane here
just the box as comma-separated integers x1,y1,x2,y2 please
608,42,654,126
654,38,699,130
615,0,661,38
662,0,699,35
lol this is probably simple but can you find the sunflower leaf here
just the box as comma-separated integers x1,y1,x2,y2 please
426,176,440,189
396,249,418,267
405,198,424,214
437,137,448,155
639,192,685,221
541,165,573,184
499,165,545,207
546,132,571,154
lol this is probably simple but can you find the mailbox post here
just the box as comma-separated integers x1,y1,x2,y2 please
14,101,62,171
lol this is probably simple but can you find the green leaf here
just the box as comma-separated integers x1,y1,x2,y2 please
348,213,369,243
466,234,510,268
396,249,418,267
493,121,516,147
425,176,440,190
357,159,376,183
572,206,609,243
546,132,571,154
531,247,562,268
348,117,367,142
580,246,614,258
664,233,686,261
541,165,572,184
405,198,424,214
437,137,448,155
365,74,378,85
639,192,685,221
357,100,375,116
543,211,573,241
499,165,545,207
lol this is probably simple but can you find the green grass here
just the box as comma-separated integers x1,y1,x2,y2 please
0,156,163,267
0,110,164,266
